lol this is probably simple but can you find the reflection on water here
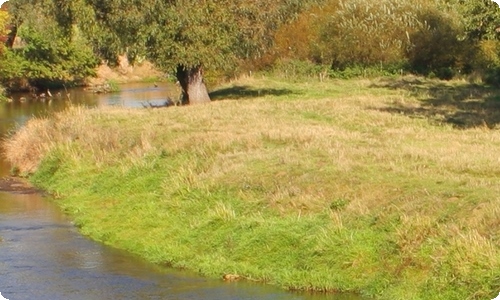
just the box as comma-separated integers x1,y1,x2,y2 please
5,82,177,110
0,83,366,300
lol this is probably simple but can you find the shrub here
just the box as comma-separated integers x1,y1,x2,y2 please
269,0,474,79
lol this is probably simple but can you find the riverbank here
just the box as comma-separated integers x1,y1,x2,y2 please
85,59,165,87
0,59,164,102
3,76,500,299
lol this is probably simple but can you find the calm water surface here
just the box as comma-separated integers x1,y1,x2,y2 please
0,83,366,300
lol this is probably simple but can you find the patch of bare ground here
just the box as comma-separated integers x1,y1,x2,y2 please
86,55,164,87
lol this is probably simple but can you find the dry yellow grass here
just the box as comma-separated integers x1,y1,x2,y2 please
6,77,500,226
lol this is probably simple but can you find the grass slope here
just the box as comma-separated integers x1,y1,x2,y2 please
4,76,500,299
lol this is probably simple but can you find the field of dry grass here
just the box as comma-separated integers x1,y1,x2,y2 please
3,75,500,299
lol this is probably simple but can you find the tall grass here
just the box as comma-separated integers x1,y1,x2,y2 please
3,76,500,299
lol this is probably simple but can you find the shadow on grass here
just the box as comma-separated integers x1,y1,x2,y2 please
371,76,500,129
209,85,295,101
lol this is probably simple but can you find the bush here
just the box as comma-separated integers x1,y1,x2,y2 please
269,0,475,80
467,40,500,85
0,3,98,90
405,3,472,78
15,24,98,88
0,85,7,102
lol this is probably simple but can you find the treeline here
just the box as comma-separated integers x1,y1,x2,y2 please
1,0,500,97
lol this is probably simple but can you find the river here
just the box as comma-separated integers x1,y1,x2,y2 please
0,82,365,300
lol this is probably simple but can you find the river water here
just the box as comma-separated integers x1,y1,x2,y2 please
0,83,365,300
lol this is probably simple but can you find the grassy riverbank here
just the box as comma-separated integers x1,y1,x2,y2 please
4,76,500,299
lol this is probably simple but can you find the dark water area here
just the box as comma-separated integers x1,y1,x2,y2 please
0,83,366,300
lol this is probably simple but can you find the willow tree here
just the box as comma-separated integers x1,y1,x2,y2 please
48,0,320,104
141,0,239,104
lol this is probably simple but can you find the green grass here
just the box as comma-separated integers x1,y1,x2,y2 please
4,75,500,299
106,79,121,92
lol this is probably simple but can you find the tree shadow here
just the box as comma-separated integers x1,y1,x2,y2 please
209,85,295,101
370,76,500,129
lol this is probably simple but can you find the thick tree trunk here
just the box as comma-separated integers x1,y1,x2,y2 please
176,65,211,105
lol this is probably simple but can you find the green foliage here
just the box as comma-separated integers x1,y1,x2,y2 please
270,59,327,78
143,0,239,72
0,86,7,102
456,1,500,84
269,59,406,80
0,9,8,40
6,0,500,86
16,24,98,85
0,9,12,92
457,0,500,41
323,0,422,67
269,0,493,80
45,0,323,74
329,63,407,79
273,0,426,68
1,0,98,88
329,198,350,211
105,79,120,92
0,49,27,83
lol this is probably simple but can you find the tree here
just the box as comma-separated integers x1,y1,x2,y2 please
48,0,321,104
3,0,98,89
0,7,10,99
458,0,500,41
456,0,500,84
142,0,237,104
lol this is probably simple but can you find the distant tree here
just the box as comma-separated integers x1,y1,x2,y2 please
3,0,98,88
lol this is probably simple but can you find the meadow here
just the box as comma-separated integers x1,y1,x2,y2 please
4,75,500,299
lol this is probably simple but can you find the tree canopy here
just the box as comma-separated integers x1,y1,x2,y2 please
4,0,500,95
30,0,321,102
42,0,320,70
458,0,500,41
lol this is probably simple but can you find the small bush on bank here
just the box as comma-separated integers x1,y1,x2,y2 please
0,86,8,102
0,2,98,91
